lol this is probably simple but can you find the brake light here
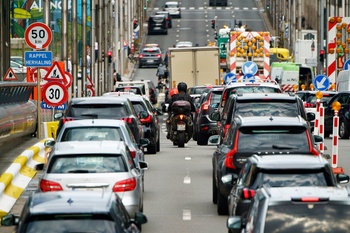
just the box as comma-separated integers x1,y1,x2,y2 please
156,54,162,58
306,130,320,155
242,188,255,199
225,130,239,169
130,150,136,158
112,178,137,192
291,197,329,202
179,114,184,120
40,179,63,192
62,118,74,124
139,54,144,58
202,101,209,111
120,117,133,124
140,114,152,124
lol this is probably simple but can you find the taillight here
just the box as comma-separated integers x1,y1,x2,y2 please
223,124,230,136
40,179,63,192
306,130,320,155
292,197,329,202
112,178,137,192
225,130,239,169
242,188,255,199
156,54,161,58
130,150,136,158
62,118,74,124
140,114,152,124
139,54,144,58
120,117,133,124
201,101,209,111
179,114,184,120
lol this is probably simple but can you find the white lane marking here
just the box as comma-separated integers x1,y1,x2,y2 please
185,157,191,160
184,176,191,184
183,209,191,220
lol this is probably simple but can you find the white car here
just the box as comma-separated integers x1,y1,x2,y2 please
163,1,181,18
175,41,193,48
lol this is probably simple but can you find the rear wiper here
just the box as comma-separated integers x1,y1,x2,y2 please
67,170,90,173
272,145,299,150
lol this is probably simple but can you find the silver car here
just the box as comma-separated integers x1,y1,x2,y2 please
163,1,181,18
37,140,148,217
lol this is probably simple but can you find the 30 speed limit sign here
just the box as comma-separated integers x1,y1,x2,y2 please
42,81,68,107
25,22,52,49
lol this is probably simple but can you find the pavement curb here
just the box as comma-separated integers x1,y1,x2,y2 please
0,138,51,218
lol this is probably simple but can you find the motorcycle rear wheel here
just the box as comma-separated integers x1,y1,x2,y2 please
177,132,185,148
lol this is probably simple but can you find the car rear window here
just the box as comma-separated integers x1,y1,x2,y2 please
131,102,146,115
237,126,309,152
60,127,123,142
265,203,350,232
48,154,127,173
235,101,299,117
70,104,128,118
115,86,142,95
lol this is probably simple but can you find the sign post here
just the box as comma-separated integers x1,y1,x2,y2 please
25,22,52,139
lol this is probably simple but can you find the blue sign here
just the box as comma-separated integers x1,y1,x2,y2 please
41,102,66,110
242,61,258,75
313,74,330,91
25,51,52,67
224,72,236,84
344,59,350,70
243,73,255,82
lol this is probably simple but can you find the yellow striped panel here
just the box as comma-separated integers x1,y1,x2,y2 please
0,173,14,187
0,210,8,218
20,165,37,178
32,152,45,163
13,156,28,167
4,183,24,199
27,145,41,155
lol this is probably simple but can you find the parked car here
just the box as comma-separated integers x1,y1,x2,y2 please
36,140,148,218
148,15,168,35
208,115,323,215
225,154,349,226
55,96,145,144
1,190,147,232
195,87,224,145
163,1,181,18
138,46,163,68
228,185,350,232
324,91,350,139
155,11,172,28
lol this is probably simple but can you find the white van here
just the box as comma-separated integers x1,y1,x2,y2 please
336,69,350,92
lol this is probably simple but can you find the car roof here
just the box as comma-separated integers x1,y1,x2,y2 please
249,154,329,169
60,119,126,128
226,80,280,87
27,191,116,214
53,141,128,155
296,90,338,94
234,93,299,101
234,116,307,127
141,47,161,52
165,1,179,5
69,96,129,105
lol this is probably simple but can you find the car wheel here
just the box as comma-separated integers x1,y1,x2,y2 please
212,171,217,204
147,142,157,154
339,120,350,139
193,129,198,141
217,188,228,215
156,134,160,152
138,63,142,68
197,132,208,145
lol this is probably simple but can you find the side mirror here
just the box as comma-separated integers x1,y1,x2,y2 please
306,112,316,121
313,135,323,143
336,174,350,184
221,173,239,185
54,112,64,120
139,138,150,147
1,214,19,226
139,111,148,119
208,135,221,146
134,212,148,225
35,163,45,171
44,139,56,148
155,108,163,116
227,216,243,233
138,161,149,170
209,111,221,121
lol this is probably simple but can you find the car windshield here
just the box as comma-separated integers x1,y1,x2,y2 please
70,104,128,118
264,203,350,232
60,127,123,142
237,126,309,152
48,154,127,173
235,101,299,117
306,95,335,106
24,215,117,233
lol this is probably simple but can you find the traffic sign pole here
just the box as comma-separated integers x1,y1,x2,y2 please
37,69,41,139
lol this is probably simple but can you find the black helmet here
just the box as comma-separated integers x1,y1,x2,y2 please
177,82,187,93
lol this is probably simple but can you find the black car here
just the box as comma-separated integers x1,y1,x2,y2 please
55,96,145,144
209,115,323,215
324,91,350,139
1,190,147,233
138,46,163,68
118,94,161,154
228,185,350,233
195,87,223,145
148,15,168,35
225,154,349,227
212,93,315,140
155,11,172,28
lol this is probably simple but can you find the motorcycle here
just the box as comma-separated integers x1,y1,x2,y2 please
167,100,193,148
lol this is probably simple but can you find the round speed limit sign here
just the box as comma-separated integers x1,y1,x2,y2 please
42,81,68,107
25,22,52,49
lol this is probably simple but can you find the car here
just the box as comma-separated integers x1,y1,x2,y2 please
104,94,161,154
148,15,168,35
36,140,148,218
192,93,209,141
324,91,350,139
175,41,193,48
225,154,349,224
114,80,158,104
209,115,323,215
194,87,224,145
155,11,172,28
1,190,147,233
138,46,163,68
212,92,315,140
55,96,145,144
187,85,221,96
228,185,350,233
115,85,144,95
46,119,149,171
10,60,27,74
143,43,160,48
163,1,181,18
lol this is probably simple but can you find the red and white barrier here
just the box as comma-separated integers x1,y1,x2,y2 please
332,110,344,174
319,104,324,154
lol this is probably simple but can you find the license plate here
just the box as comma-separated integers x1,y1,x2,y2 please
177,124,186,131
72,188,96,191
147,60,154,63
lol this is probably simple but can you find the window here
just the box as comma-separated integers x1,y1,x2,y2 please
70,104,128,118
61,127,122,142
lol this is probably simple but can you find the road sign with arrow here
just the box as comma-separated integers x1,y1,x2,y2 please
313,74,331,91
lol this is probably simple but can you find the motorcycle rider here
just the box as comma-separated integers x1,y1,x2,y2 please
166,82,195,139
156,63,166,90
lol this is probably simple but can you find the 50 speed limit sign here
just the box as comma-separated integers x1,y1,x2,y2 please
25,22,52,49
42,82,68,107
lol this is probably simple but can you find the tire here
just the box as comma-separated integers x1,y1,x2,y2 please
147,142,157,154
217,189,228,215
339,120,350,139
212,171,217,204
197,132,208,145
156,137,160,152
178,132,185,147
193,129,198,141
